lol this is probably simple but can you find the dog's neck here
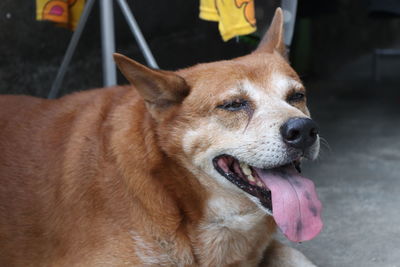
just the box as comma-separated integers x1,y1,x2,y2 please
191,173,276,265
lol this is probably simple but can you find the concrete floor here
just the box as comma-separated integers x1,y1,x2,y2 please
281,55,400,267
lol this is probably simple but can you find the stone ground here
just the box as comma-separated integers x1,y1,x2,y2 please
280,54,400,267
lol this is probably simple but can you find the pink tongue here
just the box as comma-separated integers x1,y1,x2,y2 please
254,166,323,242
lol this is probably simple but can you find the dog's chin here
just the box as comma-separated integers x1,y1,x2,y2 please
212,154,303,214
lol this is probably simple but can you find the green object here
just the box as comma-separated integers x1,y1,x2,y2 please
238,33,260,46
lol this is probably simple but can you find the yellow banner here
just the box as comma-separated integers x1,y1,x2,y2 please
36,0,86,30
200,0,256,41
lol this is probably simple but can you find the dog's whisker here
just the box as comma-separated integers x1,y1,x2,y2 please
319,136,331,152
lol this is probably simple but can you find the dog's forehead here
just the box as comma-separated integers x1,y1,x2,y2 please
225,73,303,100
180,53,302,102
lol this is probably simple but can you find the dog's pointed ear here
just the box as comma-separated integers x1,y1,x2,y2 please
254,8,286,56
114,53,189,114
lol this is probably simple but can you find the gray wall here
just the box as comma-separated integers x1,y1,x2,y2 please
310,0,400,77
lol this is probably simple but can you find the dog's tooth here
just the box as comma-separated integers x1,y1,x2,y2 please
256,180,264,187
240,162,257,184
240,162,252,175
243,167,252,176
247,174,256,183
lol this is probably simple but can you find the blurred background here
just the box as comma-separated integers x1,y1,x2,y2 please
0,1,400,266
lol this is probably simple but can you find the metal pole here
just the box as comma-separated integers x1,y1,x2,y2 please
48,0,96,99
373,50,380,82
281,0,298,48
116,0,159,69
100,0,117,86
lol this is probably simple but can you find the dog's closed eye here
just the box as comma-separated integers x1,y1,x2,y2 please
217,99,248,111
287,92,306,103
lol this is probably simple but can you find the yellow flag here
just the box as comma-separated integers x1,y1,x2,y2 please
200,0,256,41
36,0,86,30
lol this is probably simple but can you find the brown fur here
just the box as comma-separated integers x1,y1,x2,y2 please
0,9,317,266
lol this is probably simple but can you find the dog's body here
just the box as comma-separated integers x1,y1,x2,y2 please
0,9,321,266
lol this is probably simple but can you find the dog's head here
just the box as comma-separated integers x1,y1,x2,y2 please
114,8,323,243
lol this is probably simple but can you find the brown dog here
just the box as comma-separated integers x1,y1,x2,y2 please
0,8,322,266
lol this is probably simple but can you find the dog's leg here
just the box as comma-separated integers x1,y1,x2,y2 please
259,240,317,267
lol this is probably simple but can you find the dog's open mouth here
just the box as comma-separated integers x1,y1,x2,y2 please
213,154,323,242
213,155,278,212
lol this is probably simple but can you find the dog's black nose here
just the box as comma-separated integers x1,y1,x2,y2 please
280,118,319,150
